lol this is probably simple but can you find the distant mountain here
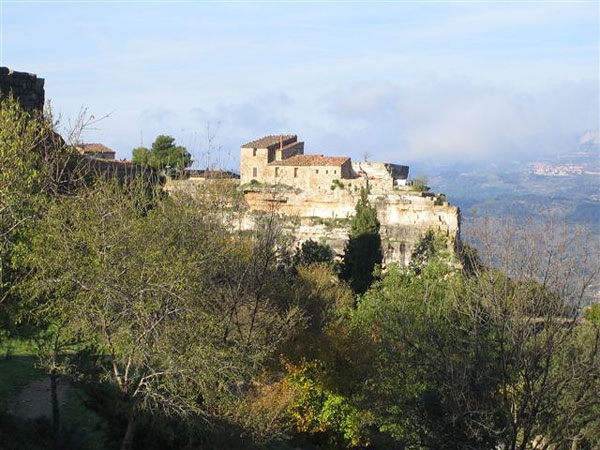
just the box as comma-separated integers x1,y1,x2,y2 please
423,138,599,233
416,136,599,303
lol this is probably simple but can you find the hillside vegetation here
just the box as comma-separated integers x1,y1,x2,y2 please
1,97,599,450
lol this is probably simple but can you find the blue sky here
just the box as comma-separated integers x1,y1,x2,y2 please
2,1,598,170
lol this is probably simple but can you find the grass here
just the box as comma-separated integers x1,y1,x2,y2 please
61,388,108,450
0,339,44,400
0,338,108,448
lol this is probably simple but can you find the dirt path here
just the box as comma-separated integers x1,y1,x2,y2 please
7,377,70,419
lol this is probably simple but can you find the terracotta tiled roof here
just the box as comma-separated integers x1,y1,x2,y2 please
242,135,296,149
271,155,350,167
78,143,116,155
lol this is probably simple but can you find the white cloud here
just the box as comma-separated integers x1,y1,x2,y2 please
216,92,294,133
317,78,599,164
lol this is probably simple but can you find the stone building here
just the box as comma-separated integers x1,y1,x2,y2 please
239,134,459,266
240,134,409,193
76,143,117,160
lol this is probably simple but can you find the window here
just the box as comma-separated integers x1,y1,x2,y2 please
334,170,337,174
252,148,257,157
275,167,279,177
294,168,299,178
316,169,319,174
326,170,329,174
252,167,257,178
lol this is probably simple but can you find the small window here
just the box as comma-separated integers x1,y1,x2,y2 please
252,167,257,177
326,170,329,175
252,148,257,157
334,170,337,174
316,169,319,174
294,168,299,178
275,167,279,177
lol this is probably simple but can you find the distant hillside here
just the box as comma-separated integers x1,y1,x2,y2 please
426,138,599,233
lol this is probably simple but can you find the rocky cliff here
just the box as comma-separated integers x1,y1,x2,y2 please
242,184,459,265
166,178,460,266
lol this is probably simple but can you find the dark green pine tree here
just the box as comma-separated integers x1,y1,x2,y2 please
341,187,383,295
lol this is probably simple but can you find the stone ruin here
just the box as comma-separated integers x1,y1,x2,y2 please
0,67,45,113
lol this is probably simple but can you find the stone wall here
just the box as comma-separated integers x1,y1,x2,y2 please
0,67,45,113
240,136,304,184
263,161,349,192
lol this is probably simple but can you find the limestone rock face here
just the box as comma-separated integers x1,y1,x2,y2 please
165,177,459,266
242,185,459,266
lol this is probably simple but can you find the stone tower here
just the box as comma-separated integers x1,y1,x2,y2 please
0,67,45,113
239,135,304,184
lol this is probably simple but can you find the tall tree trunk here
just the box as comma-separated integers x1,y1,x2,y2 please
120,411,136,450
50,368,60,450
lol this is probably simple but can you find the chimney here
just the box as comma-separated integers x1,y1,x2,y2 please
279,135,283,150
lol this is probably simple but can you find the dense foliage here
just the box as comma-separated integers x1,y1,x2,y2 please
1,98,599,450
132,135,191,175
340,188,383,295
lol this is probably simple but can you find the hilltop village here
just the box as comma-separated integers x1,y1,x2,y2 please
168,134,459,265
4,67,598,450
0,66,459,265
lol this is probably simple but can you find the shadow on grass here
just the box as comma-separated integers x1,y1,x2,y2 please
0,354,44,401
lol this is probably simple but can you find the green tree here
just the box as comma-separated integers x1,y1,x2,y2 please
293,240,334,269
353,218,600,450
341,188,382,295
1,95,82,342
132,135,191,175
408,229,450,275
354,249,501,449
0,96,97,449
23,179,201,449
237,262,367,448
23,177,303,450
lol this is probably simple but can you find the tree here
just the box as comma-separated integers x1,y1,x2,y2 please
353,217,600,449
235,262,366,448
408,229,449,275
23,179,199,449
22,177,303,450
293,240,334,269
132,135,191,175
353,247,502,449
409,174,429,192
22,180,253,447
340,188,382,295
463,217,600,450
0,96,107,449
1,94,83,345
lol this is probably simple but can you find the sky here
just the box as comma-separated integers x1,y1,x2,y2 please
1,1,598,171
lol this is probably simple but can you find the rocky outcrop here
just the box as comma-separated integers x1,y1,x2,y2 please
166,176,459,266
242,184,459,266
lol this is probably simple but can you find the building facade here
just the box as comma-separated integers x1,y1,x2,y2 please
240,134,409,193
